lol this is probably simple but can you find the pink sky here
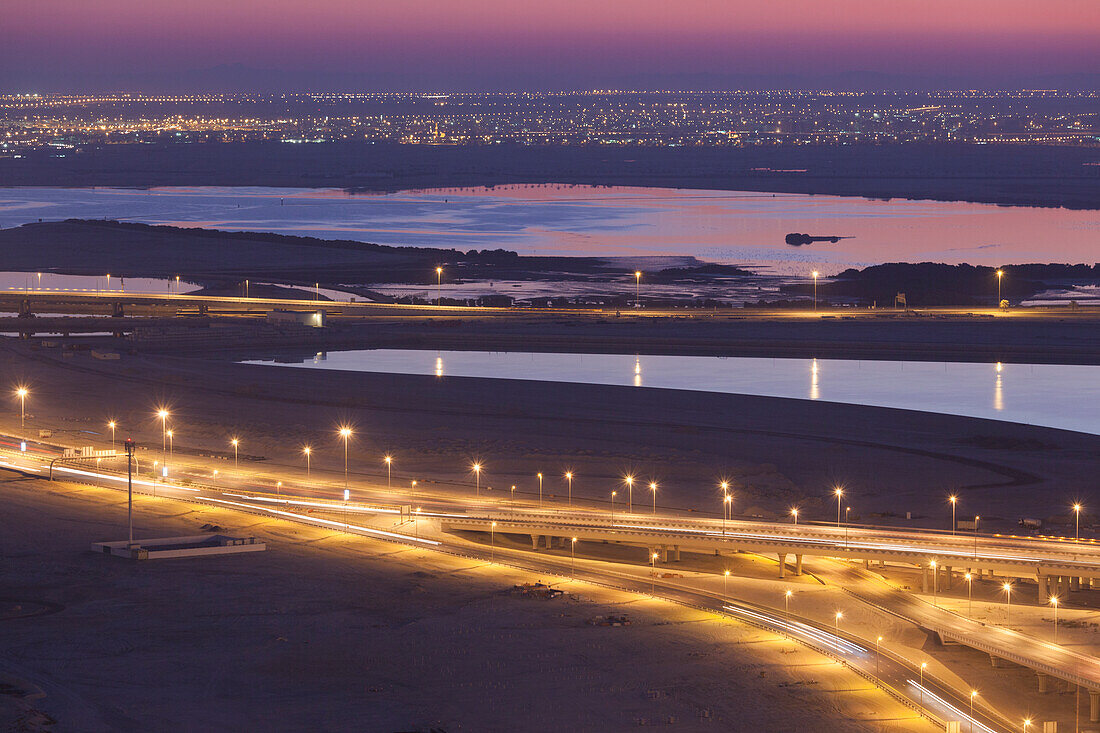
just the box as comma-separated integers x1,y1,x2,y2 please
3,0,1098,88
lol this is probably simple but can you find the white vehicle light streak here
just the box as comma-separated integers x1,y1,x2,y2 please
906,681,996,733
203,497,441,546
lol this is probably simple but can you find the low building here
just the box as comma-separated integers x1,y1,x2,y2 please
265,309,326,328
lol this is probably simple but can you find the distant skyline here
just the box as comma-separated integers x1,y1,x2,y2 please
3,0,1099,91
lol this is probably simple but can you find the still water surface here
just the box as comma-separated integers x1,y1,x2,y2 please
3,185,1098,274
244,350,1100,435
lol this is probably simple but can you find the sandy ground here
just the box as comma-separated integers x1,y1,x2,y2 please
0,476,939,733
1,342,1096,532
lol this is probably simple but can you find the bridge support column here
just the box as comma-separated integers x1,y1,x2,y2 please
672,546,681,562
531,535,540,550
921,566,929,594
1071,576,1081,592
943,566,953,590
989,654,1006,668
1060,576,1071,595
795,554,803,576
1037,574,1048,603
1090,690,1099,723
778,553,787,579
545,535,553,549
659,546,669,562
1037,672,1049,693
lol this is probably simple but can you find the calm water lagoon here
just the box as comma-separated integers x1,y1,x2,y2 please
244,350,1100,435
2,184,1098,275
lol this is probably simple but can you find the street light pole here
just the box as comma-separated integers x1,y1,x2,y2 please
339,427,352,494
232,438,239,468
125,439,135,546
919,662,927,717
634,271,641,306
650,552,658,595
108,420,116,451
537,472,543,507
490,522,496,563
16,387,28,437
571,537,577,578
303,446,311,477
1050,596,1059,643
950,495,958,535
649,481,657,515
435,266,443,306
1003,583,1013,624
625,475,634,513
1073,503,1082,542
834,487,843,528
473,463,481,498
385,456,392,488
565,472,573,506
610,491,616,523
966,573,973,618
812,271,819,311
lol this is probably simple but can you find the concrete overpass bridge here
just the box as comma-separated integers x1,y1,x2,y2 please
442,510,1100,713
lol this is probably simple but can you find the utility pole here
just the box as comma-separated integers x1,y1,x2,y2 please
125,438,135,546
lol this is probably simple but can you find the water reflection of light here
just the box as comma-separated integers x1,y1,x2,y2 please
435,355,443,378
994,363,1004,411
633,357,642,387
810,358,820,400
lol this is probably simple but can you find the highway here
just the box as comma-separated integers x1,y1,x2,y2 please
1,444,1016,732
3,433,1099,727
3,287,1098,321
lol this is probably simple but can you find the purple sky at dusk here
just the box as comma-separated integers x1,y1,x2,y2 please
3,0,1099,90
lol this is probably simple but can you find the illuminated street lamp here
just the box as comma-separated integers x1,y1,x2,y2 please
276,480,282,497
435,266,443,305
811,271,820,311
156,408,169,466
537,472,543,507
231,438,239,467
949,495,958,535
833,611,842,654
965,572,973,618
784,589,792,621
919,662,928,716
565,471,573,506
338,427,353,494
624,475,634,513
570,537,577,578
996,269,1004,305
1050,596,1059,643
490,521,497,563
1003,582,1013,624
303,446,312,477
649,481,658,515
875,635,883,676
166,429,173,463
384,455,392,488
1023,718,1032,732
510,485,516,515
930,560,938,606
650,552,659,595
610,491,617,523
723,493,732,534
723,569,730,595
790,507,799,525
1073,503,1082,542
15,386,28,435
970,690,978,733
107,420,117,451
472,462,482,497
834,486,843,528
634,270,642,306
212,469,218,486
